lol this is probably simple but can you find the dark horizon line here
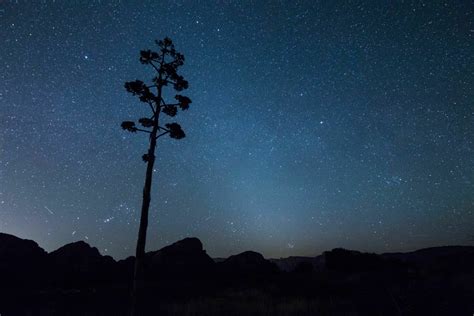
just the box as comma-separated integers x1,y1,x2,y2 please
2,231,473,262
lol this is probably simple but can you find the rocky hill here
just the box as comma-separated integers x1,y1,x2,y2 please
0,232,473,315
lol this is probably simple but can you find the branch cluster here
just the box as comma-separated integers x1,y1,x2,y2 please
121,37,191,153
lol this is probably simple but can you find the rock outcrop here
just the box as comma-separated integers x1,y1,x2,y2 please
0,233,48,288
49,241,116,288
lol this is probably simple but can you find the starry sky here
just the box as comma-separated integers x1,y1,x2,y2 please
0,1,473,259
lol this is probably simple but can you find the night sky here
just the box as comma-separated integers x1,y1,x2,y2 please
1,1,473,259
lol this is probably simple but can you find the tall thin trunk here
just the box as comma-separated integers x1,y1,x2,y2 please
130,83,162,316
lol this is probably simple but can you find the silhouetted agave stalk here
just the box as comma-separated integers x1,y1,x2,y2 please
121,37,191,316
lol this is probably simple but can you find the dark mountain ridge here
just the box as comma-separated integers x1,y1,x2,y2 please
0,232,473,315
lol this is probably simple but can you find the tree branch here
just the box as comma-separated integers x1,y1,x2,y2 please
148,60,161,73
160,98,168,107
156,131,170,139
135,128,151,134
146,101,156,114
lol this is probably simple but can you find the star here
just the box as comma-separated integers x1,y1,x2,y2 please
0,1,471,260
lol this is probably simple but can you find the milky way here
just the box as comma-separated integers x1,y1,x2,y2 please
0,1,473,259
